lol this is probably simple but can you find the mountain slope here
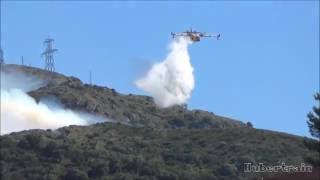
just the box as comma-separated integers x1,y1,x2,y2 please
1,64,319,180
5,64,246,129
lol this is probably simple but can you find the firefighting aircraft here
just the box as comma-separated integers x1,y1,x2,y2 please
171,28,221,42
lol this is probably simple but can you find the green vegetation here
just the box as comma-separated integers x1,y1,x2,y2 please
1,123,319,180
307,92,320,139
1,64,319,179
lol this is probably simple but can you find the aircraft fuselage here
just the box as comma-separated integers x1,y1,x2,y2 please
188,33,201,42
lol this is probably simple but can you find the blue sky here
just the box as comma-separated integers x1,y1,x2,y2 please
1,1,319,137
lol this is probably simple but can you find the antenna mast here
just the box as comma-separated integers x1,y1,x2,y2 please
89,71,92,85
0,47,3,65
42,37,58,71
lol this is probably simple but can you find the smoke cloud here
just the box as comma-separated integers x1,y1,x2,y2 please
1,70,104,135
135,37,194,108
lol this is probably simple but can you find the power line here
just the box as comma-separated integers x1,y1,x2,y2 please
0,0,4,65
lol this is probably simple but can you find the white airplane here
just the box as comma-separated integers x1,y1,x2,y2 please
171,28,221,42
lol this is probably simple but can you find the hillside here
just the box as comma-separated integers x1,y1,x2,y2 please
4,64,246,129
1,64,319,180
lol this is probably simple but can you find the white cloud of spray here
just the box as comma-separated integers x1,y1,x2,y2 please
1,70,104,135
135,37,194,108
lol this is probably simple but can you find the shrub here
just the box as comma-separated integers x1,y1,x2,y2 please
17,134,46,150
63,168,89,180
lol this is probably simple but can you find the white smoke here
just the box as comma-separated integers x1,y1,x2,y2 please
0,70,104,135
1,71,46,92
135,37,194,108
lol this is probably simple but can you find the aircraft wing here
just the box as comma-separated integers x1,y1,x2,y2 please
171,32,188,38
173,33,187,36
201,33,221,40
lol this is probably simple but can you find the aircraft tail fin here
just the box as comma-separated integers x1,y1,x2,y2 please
217,34,221,40
171,32,175,38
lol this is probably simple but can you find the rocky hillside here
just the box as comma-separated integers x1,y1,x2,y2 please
1,64,319,180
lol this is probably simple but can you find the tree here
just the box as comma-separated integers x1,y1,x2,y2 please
307,92,320,139
246,122,253,128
